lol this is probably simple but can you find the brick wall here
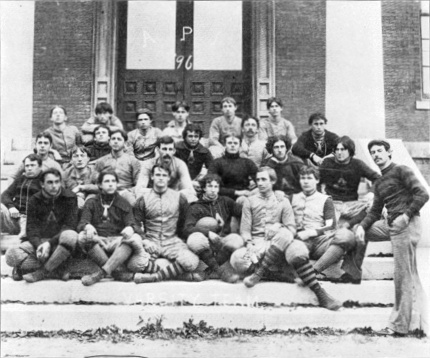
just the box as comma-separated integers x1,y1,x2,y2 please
382,1,429,142
274,0,326,136
32,2,94,136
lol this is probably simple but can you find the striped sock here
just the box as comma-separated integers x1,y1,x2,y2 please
145,259,159,273
294,261,319,290
156,261,185,281
256,246,283,277
313,245,345,273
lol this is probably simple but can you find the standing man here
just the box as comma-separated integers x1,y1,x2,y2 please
185,174,244,282
64,146,99,209
11,132,63,181
355,140,429,336
231,167,342,310
175,123,213,193
1,154,43,238
136,136,195,201
78,170,149,286
239,114,270,167
5,168,79,282
260,97,297,144
133,164,201,283
81,102,123,145
292,113,339,166
208,134,258,202
264,135,305,198
86,125,112,162
94,129,141,206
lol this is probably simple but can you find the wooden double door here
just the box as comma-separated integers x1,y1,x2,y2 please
116,1,252,134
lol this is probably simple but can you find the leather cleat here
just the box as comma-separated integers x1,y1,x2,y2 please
243,273,262,288
332,273,361,285
12,267,23,281
23,269,47,283
81,269,105,286
111,271,134,282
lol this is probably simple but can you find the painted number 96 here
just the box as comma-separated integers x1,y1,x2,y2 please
176,55,193,70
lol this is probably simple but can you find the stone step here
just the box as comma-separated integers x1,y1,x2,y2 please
0,252,395,281
0,278,394,306
2,149,32,166
0,303,393,332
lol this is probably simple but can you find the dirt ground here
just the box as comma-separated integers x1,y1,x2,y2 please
1,335,430,358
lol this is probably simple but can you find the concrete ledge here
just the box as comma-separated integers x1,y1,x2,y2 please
0,303,392,332
0,278,394,306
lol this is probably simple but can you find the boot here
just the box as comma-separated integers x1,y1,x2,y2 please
23,268,48,283
243,273,262,288
313,285,342,311
218,262,240,284
12,267,23,281
82,267,106,286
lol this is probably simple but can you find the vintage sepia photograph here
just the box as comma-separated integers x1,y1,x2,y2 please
1,0,429,357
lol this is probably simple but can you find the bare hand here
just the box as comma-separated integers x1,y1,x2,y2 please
143,240,159,255
84,224,98,241
297,229,316,241
36,242,51,263
8,207,20,219
355,225,365,246
215,213,224,229
121,226,134,241
312,155,324,166
72,185,81,194
192,181,201,194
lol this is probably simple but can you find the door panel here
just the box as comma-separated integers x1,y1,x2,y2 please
117,1,251,135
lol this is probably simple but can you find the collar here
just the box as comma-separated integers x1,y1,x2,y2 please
224,152,240,160
97,192,130,211
381,162,395,175
176,141,206,153
243,136,258,145
110,150,125,159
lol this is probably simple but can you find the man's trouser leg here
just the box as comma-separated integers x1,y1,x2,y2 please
23,230,78,283
313,228,356,274
389,216,428,335
285,240,342,311
341,220,390,281
1,204,20,235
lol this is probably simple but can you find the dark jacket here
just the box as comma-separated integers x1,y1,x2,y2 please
292,129,339,162
175,141,213,180
183,195,242,238
78,192,140,237
25,188,78,248
86,142,111,162
1,172,43,214
264,154,305,196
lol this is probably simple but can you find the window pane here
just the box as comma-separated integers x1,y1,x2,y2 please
423,40,429,66
421,16,429,39
422,1,429,14
194,1,242,70
423,67,430,96
127,1,176,70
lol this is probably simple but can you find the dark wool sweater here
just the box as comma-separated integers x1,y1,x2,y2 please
175,141,213,180
264,154,305,196
320,157,381,201
86,142,111,162
25,188,78,248
1,172,43,214
183,195,242,239
78,193,140,237
361,163,429,229
292,129,339,161
208,152,258,200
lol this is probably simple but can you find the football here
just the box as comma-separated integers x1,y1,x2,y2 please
195,216,219,235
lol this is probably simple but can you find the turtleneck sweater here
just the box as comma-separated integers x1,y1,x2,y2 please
208,152,258,199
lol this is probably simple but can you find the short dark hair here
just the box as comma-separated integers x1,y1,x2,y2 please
367,139,391,153
151,163,172,177
267,97,283,109
172,101,190,112
258,166,277,182
299,165,320,180
265,135,292,154
49,105,67,117
97,170,118,185
35,131,53,145
110,128,128,142
221,97,236,106
199,173,223,190
241,114,260,129
157,135,175,148
95,102,113,115
136,108,153,121
23,154,42,167
308,112,327,125
71,145,90,157
183,123,203,141
335,136,355,157
221,133,242,146
93,124,111,136
40,168,62,183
